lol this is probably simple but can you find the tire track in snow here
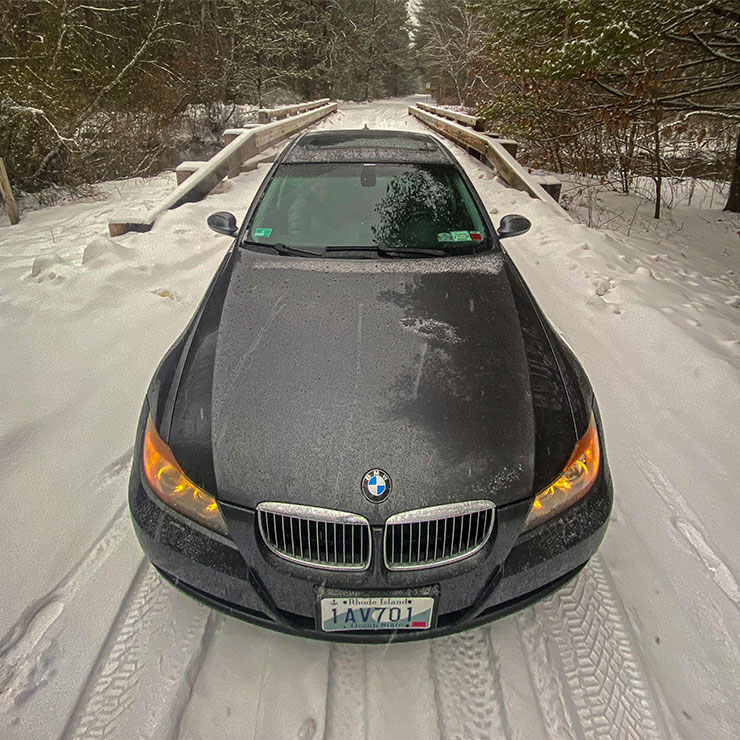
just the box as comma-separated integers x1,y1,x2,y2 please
324,644,367,740
175,618,330,739
519,557,666,740
325,639,440,740
430,626,510,740
364,640,439,739
250,633,330,740
516,608,579,740
636,454,740,610
62,563,217,740
0,451,133,713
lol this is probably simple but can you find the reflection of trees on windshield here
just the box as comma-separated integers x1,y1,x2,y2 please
372,169,466,248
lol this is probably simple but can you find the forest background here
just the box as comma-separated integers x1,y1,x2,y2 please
1,0,738,213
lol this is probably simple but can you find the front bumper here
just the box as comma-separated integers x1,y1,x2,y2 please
129,447,612,643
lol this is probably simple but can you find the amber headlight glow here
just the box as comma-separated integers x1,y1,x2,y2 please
142,416,229,537
523,414,600,532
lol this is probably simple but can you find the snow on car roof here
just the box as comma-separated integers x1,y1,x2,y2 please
283,129,454,164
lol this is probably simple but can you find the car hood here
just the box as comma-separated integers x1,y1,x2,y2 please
191,249,538,523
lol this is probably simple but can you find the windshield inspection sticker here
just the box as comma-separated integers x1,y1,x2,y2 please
254,227,272,237
450,230,472,241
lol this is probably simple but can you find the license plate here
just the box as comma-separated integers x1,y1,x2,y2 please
320,596,434,632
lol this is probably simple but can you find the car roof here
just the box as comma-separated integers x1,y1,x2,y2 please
282,129,455,165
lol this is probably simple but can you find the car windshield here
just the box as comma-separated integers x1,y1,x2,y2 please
244,162,489,254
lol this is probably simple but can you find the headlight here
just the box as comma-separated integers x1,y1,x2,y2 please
142,416,229,537
523,413,600,532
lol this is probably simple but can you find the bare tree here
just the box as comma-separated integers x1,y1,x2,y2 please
416,0,486,105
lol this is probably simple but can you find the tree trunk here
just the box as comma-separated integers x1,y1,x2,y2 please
620,124,636,194
653,115,662,219
256,54,262,107
364,0,377,101
724,129,740,212
553,142,564,175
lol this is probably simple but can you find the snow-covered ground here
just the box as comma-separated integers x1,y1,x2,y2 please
1,97,738,740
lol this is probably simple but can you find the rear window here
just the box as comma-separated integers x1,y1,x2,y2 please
246,163,489,251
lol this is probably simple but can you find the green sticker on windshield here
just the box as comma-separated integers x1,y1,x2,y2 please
437,232,453,242
254,227,272,237
450,230,471,241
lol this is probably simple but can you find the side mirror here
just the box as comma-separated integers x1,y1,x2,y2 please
497,214,531,239
207,211,237,236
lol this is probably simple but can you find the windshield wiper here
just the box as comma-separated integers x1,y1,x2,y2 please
325,245,447,258
240,240,323,258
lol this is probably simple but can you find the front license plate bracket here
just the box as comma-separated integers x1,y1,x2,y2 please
315,585,440,632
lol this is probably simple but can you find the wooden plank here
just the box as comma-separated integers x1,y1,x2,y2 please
175,160,207,185
258,98,331,124
409,106,571,220
239,151,279,174
223,125,260,145
108,215,154,236
413,107,489,154
0,158,20,225
484,135,517,158
536,175,562,202
109,102,337,237
416,102,484,131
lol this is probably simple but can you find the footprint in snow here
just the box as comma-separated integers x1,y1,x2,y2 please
30,254,76,284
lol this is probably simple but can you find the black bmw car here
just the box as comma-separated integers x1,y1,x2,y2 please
129,129,612,642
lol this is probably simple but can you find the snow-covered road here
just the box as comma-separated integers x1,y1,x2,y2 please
1,98,738,740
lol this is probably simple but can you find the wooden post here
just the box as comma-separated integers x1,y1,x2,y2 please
175,161,206,185
0,158,20,225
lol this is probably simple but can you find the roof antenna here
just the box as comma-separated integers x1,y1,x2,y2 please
363,123,369,130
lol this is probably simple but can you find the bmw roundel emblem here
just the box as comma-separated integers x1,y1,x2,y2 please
362,469,392,502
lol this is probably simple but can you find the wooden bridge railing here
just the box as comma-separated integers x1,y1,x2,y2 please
109,101,337,236
410,104,568,219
